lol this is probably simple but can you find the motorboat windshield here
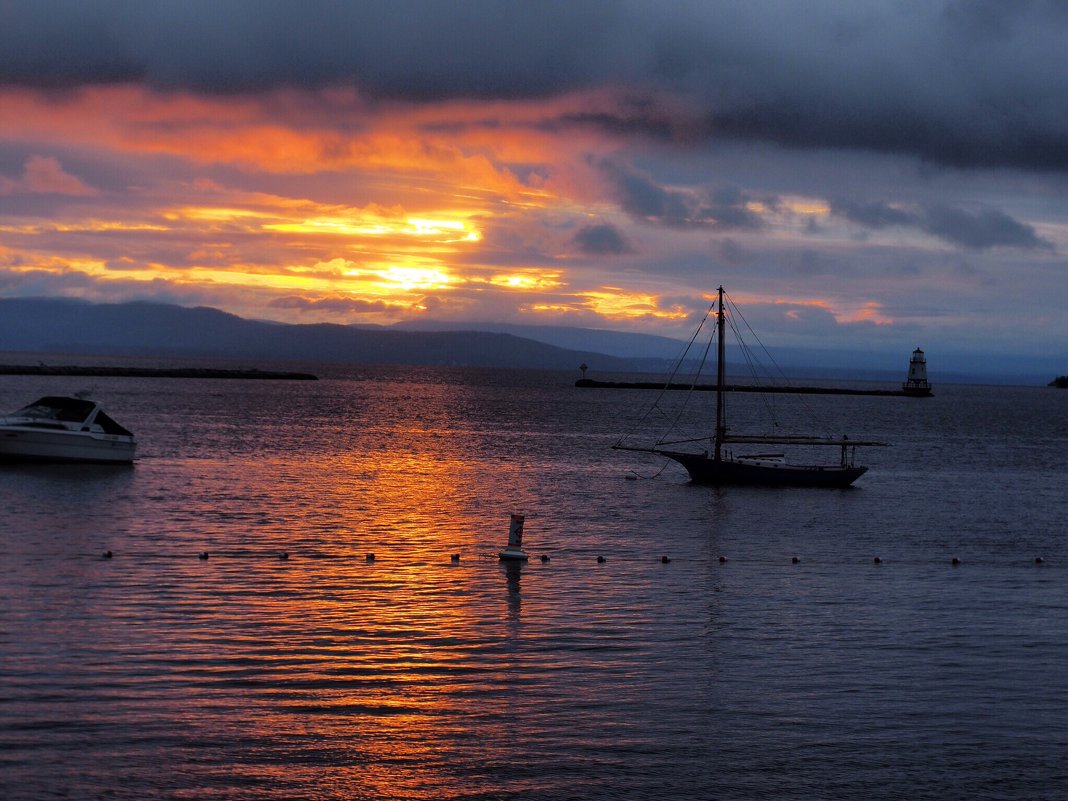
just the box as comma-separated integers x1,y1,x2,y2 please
5,396,134,436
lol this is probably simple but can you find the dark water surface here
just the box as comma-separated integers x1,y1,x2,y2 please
1,365,1066,800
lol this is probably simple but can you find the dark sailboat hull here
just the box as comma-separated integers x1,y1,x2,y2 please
611,287,885,488
659,450,868,488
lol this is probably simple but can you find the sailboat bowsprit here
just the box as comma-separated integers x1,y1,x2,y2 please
613,286,888,488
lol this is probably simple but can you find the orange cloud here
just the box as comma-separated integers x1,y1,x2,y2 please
769,294,895,326
0,83,713,329
0,84,636,201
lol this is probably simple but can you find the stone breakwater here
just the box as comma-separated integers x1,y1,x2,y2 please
575,378,928,396
0,364,318,380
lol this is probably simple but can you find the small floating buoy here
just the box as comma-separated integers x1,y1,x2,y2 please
198,551,209,560
540,554,550,562
873,556,882,564
597,555,606,563
791,556,800,564
498,513,530,561
661,555,671,564
278,551,289,560
366,553,375,562
1035,557,1044,565
718,555,727,563
951,557,961,566
103,550,112,559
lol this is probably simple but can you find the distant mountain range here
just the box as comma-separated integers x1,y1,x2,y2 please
389,319,688,360
0,298,637,371
0,297,1062,384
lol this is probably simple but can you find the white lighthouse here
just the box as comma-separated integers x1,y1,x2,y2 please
902,348,932,396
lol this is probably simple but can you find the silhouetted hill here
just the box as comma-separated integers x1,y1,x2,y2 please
1,298,1062,383
0,298,633,370
392,319,687,360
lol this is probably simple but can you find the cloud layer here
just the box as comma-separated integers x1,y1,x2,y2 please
1,2,1067,362
4,1,1068,170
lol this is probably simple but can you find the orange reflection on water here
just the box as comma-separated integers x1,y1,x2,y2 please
217,386,535,798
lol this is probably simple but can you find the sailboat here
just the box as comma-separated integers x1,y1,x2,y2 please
613,286,887,487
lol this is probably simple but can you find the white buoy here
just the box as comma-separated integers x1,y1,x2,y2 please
498,513,529,561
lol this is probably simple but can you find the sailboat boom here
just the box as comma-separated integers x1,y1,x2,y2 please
721,434,888,447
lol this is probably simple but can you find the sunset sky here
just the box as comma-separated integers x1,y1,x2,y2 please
2,1,1068,361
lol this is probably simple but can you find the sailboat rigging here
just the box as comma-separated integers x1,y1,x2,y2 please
613,286,887,487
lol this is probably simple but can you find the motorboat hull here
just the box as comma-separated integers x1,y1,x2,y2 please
659,450,867,488
0,427,136,464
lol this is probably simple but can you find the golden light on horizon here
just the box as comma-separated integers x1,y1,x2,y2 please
0,83,743,331
59,220,173,233
524,289,688,321
486,271,563,290
265,217,384,236
162,260,462,299
264,215,482,242
406,218,481,242
581,289,689,320
527,303,574,313
0,220,172,235
166,206,260,223
374,265,458,292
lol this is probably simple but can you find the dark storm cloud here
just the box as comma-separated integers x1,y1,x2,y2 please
571,224,633,256
700,185,766,230
599,159,698,226
831,199,916,230
919,204,1052,251
832,198,1052,250
597,159,763,229
4,2,1068,171
0,0,629,98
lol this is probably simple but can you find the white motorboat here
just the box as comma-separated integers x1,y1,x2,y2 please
0,395,136,464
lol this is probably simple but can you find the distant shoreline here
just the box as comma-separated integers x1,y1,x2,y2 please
575,378,930,397
0,364,318,380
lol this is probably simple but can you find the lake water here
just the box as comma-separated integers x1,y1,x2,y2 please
1,362,1067,800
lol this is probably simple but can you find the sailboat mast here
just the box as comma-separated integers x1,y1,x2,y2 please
715,285,726,462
